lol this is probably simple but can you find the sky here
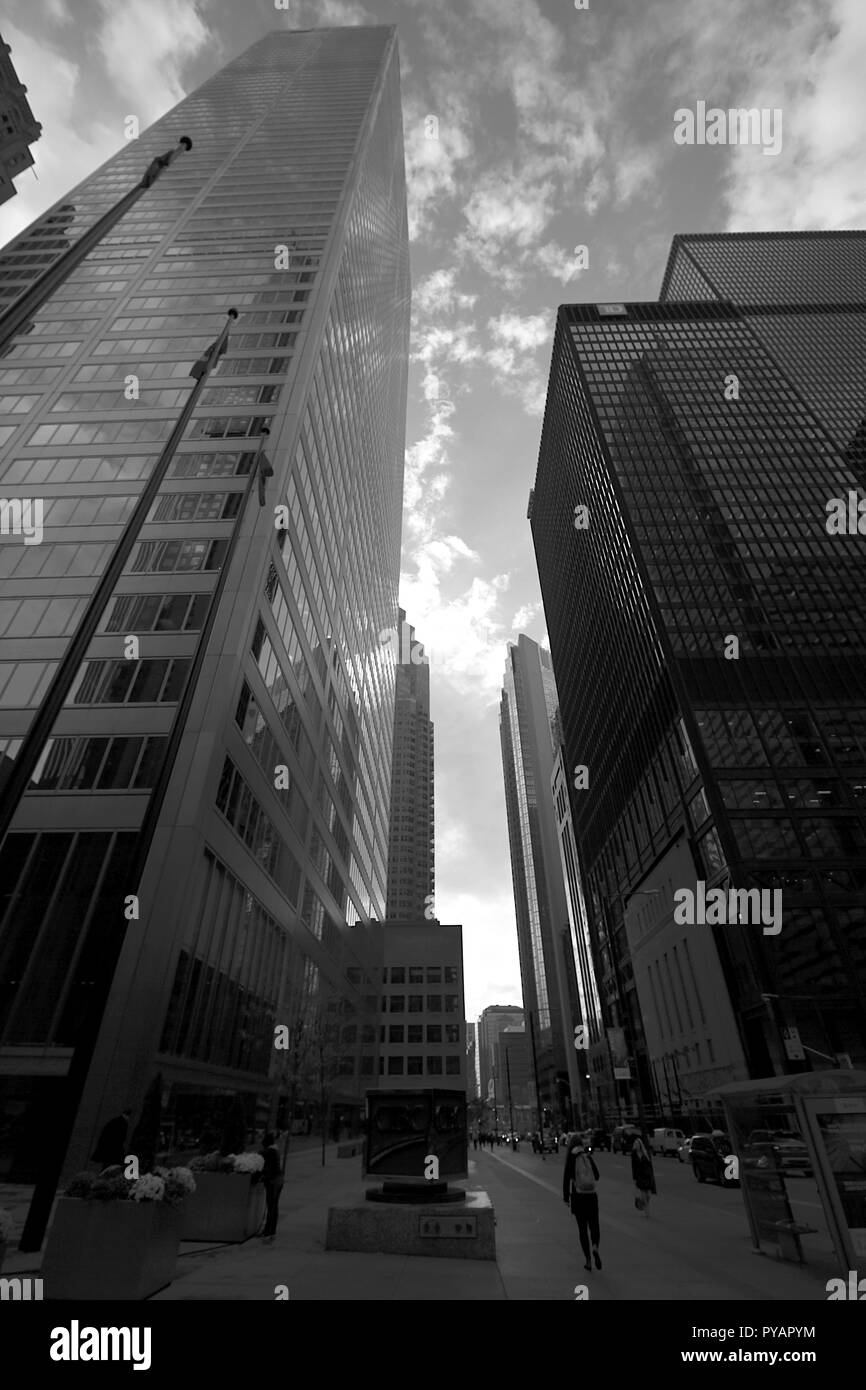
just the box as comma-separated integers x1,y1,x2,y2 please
1,0,865,1021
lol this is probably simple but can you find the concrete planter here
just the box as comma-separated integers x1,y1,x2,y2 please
41,1197,182,1300
180,1171,265,1243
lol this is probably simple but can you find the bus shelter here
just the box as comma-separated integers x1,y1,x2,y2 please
708,1070,866,1277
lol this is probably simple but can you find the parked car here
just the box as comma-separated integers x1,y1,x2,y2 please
652,1127,686,1157
611,1124,642,1154
691,1132,740,1187
744,1129,812,1175
677,1137,694,1164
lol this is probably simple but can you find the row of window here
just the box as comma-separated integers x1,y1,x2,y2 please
383,1024,461,1044
214,755,301,904
65,658,190,706
385,966,458,984
29,734,166,791
384,995,460,1014
381,1055,461,1076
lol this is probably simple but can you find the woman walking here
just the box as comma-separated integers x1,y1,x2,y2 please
563,1135,602,1271
631,1134,656,1216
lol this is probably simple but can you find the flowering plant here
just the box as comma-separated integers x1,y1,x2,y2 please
0,1208,14,1242
230,1152,264,1174
130,1173,166,1203
64,1165,194,1205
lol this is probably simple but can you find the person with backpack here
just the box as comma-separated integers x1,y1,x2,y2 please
562,1135,602,1271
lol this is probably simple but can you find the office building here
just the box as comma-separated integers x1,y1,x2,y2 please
0,27,410,1235
0,35,42,209
466,1019,478,1099
530,232,866,1123
378,922,465,1091
385,609,434,920
500,636,583,1124
477,1004,525,1119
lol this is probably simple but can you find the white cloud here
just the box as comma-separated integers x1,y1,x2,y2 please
95,0,213,127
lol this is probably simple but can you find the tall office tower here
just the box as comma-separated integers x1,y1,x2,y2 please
0,27,410,1239
531,232,866,1125
466,1019,478,1099
385,609,435,920
500,636,583,1125
477,1004,525,1119
0,35,42,208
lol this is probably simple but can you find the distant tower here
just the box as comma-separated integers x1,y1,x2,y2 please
385,608,435,919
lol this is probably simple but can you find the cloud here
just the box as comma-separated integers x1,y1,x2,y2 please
483,312,551,416
95,0,213,127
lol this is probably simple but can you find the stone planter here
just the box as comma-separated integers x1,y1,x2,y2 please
41,1198,182,1300
180,1171,265,1243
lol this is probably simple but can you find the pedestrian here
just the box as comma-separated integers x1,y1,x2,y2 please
472,1133,478,1151
91,1109,132,1169
260,1131,284,1242
631,1134,656,1216
563,1134,602,1272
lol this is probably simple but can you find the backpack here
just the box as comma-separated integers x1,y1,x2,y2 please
573,1151,595,1194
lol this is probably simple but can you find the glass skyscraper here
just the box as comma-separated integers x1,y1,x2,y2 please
0,26,409,1234
531,233,866,1124
385,609,434,921
500,636,583,1124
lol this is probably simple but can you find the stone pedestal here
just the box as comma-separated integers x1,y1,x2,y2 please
326,1190,495,1261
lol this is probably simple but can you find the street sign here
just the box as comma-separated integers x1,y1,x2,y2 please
781,1026,805,1061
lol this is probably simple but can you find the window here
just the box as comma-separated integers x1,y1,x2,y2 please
390,966,405,984
427,1025,442,1043
387,1056,404,1075
444,995,458,1013
443,966,458,984
426,967,441,984
408,994,423,1012
445,1024,460,1044
426,1057,442,1075
407,1025,422,1044
445,1056,460,1075
388,1026,403,1044
426,995,442,1013
407,1056,423,1076
389,996,404,1013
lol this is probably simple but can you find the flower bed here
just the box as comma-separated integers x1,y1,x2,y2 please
181,1152,265,1242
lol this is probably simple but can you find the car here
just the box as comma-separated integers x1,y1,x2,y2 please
652,1127,686,1157
745,1129,812,1175
677,1137,694,1164
691,1132,740,1186
611,1124,642,1154
589,1128,611,1152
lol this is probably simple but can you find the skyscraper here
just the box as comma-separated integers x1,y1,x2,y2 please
500,636,583,1124
0,35,42,209
531,234,866,1124
478,1004,525,1120
385,609,435,920
0,26,410,1241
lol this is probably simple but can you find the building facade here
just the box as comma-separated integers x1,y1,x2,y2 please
531,234,866,1122
477,1004,525,1121
378,922,465,1091
500,635,582,1124
0,27,410,1231
0,35,42,209
385,609,434,920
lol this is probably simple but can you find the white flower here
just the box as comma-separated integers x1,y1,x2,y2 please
169,1166,197,1194
130,1173,165,1203
232,1152,264,1174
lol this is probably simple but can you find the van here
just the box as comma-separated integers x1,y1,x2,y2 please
653,1127,685,1157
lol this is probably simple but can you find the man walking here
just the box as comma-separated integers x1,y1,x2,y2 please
563,1134,602,1272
